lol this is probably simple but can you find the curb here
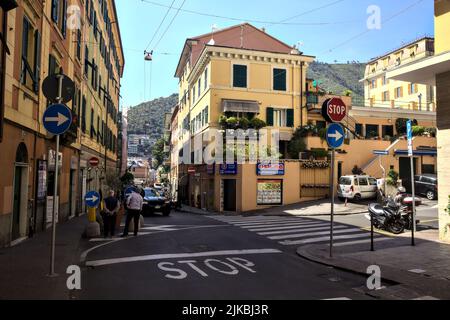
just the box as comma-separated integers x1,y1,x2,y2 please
296,244,450,300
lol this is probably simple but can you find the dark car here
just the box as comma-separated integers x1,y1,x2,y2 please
414,174,438,200
142,188,172,216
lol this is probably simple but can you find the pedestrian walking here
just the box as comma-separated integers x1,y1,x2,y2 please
102,190,120,238
121,188,144,237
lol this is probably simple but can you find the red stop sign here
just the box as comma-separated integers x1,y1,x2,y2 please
324,98,347,123
89,157,100,167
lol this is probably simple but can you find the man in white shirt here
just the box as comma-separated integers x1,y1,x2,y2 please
121,189,144,237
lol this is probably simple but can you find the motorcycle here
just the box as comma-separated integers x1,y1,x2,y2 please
366,187,422,235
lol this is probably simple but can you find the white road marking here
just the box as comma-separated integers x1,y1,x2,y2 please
269,228,363,240
323,297,352,300
249,223,327,232
281,233,371,245
409,269,427,274
413,296,439,300
235,220,319,227
258,225,347,236
86,249,283,267
334,238,391,247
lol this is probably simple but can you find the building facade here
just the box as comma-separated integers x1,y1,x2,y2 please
387,0,450,242
362,37,435,111
0,0,124,248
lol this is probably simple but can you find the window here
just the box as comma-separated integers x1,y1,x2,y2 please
268,108,294,127
382,125,394,138
316,121,326,129
382,76,388,86
84,46,89,75
21,16,41,92
409,83,418,95
81,96,87,133
192,87,196,104
233,64,247,88
395,87,403,98
358,178,369,186
96,115,100,142
198,78,201,98
382,91,390,101
371,79,377,89
204,68,208,90
366,124,379,138
76,30,81,60
355,124,363,136
90,108,95,138
369,178,377,186
93,11,98,40
273,68,287,91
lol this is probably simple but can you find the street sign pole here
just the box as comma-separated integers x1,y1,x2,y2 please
49,73,64,277
330,148,335,258
407,120,416,247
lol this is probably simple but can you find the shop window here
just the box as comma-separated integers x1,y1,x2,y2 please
366,124,379,139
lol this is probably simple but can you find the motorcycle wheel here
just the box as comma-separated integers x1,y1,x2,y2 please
388,221,405,234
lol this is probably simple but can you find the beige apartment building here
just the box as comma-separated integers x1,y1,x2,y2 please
0,0,124,247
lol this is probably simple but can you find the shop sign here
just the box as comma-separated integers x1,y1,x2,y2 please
219,163,238,175
257,162,285,176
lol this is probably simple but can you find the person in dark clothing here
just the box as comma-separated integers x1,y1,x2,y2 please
102,190,120,238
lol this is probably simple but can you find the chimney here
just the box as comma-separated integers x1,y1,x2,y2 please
261,27,266,33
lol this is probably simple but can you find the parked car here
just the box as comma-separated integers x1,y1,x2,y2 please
142,188,172,216
338,175,378,201
414,174,438,200
153,183,164,191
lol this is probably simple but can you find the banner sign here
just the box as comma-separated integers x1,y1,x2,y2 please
257,162,285,176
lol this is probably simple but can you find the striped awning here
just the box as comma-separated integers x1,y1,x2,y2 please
222,99,260,113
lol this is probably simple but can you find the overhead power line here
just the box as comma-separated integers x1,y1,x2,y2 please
152,0,188,51
140,0,352,26
144,0,177,51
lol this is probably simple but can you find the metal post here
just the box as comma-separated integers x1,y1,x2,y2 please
330,149,335,258
49,73,64,276
371,210,375,252
410,155,416,246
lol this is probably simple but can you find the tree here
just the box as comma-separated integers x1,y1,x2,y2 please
152,138,166,168
120,172,135,187
288,127,307,159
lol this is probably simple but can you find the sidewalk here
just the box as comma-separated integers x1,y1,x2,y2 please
297,234,450,300
0,215,88,300
180,200,368,217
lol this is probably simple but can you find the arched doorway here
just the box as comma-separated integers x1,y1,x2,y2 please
11,143,29,243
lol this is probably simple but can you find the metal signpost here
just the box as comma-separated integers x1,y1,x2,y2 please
407,120,417,246
85,191,101,208
326,123,345,258
42,72,74,277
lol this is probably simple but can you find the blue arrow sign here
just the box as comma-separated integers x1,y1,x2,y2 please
326,123,345,149
85,191,101,208
43,104,72,135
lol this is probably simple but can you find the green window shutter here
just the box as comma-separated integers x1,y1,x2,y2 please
33,29,41,93
61,0,67,38
233,65,247,88
267,107,274,126
286,109,294,127
273,68,287,91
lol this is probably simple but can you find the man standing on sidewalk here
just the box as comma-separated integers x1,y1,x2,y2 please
121,189,144,237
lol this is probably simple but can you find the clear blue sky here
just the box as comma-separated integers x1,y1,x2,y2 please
115,0,434,109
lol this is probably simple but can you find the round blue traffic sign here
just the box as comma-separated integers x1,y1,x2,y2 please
43,104,72,135
326,123,345,149
85,191,101,208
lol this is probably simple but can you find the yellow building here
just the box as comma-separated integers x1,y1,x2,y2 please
362,37,436,111
0,0,124,247
387,0,450,242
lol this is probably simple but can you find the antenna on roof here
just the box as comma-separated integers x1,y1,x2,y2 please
208,24,219,46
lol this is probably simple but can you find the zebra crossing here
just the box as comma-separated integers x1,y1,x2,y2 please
209,215,391,247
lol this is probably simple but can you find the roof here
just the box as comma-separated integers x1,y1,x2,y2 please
368,36,434,64
175,23,297,77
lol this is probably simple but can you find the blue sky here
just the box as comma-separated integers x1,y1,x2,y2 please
115,0,434,109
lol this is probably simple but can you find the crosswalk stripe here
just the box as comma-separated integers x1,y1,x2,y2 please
232,219,313,225
209,216,276,222
237,221,320,228
281,233,372,245
269,228,362,240
333,237,391,247
258,225,348,236
249,223,327,232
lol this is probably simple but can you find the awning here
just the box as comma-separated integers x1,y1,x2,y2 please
222,99,260,113
394,150,437,156
1,0,18,11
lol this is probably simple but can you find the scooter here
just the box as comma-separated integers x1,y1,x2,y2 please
366,187,422,234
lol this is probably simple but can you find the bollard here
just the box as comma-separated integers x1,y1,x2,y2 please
85,206,100,238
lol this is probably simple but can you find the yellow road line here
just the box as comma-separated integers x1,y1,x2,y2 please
419,219,439,224
361,227,396,238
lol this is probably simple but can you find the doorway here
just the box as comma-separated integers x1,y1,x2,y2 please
69,170,76,218
11,143,29,243
399,157,418,193
223,179,237,212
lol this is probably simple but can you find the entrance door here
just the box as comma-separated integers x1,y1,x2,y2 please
69,170,76,218
223,179,236,212
399,157,418,193
12,166,22,240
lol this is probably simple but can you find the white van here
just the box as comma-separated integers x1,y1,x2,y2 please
337,175,378,201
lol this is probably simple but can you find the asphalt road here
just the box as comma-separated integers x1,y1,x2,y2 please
78,212,377,300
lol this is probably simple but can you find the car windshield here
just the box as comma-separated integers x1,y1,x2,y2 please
340,177,352,185
145,189,160,197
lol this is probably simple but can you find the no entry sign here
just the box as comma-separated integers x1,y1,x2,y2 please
89,157,100,167
322,98,347,123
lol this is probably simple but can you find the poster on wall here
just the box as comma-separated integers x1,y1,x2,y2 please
257,180,283,205
46,196,59,225
37,160,47,201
